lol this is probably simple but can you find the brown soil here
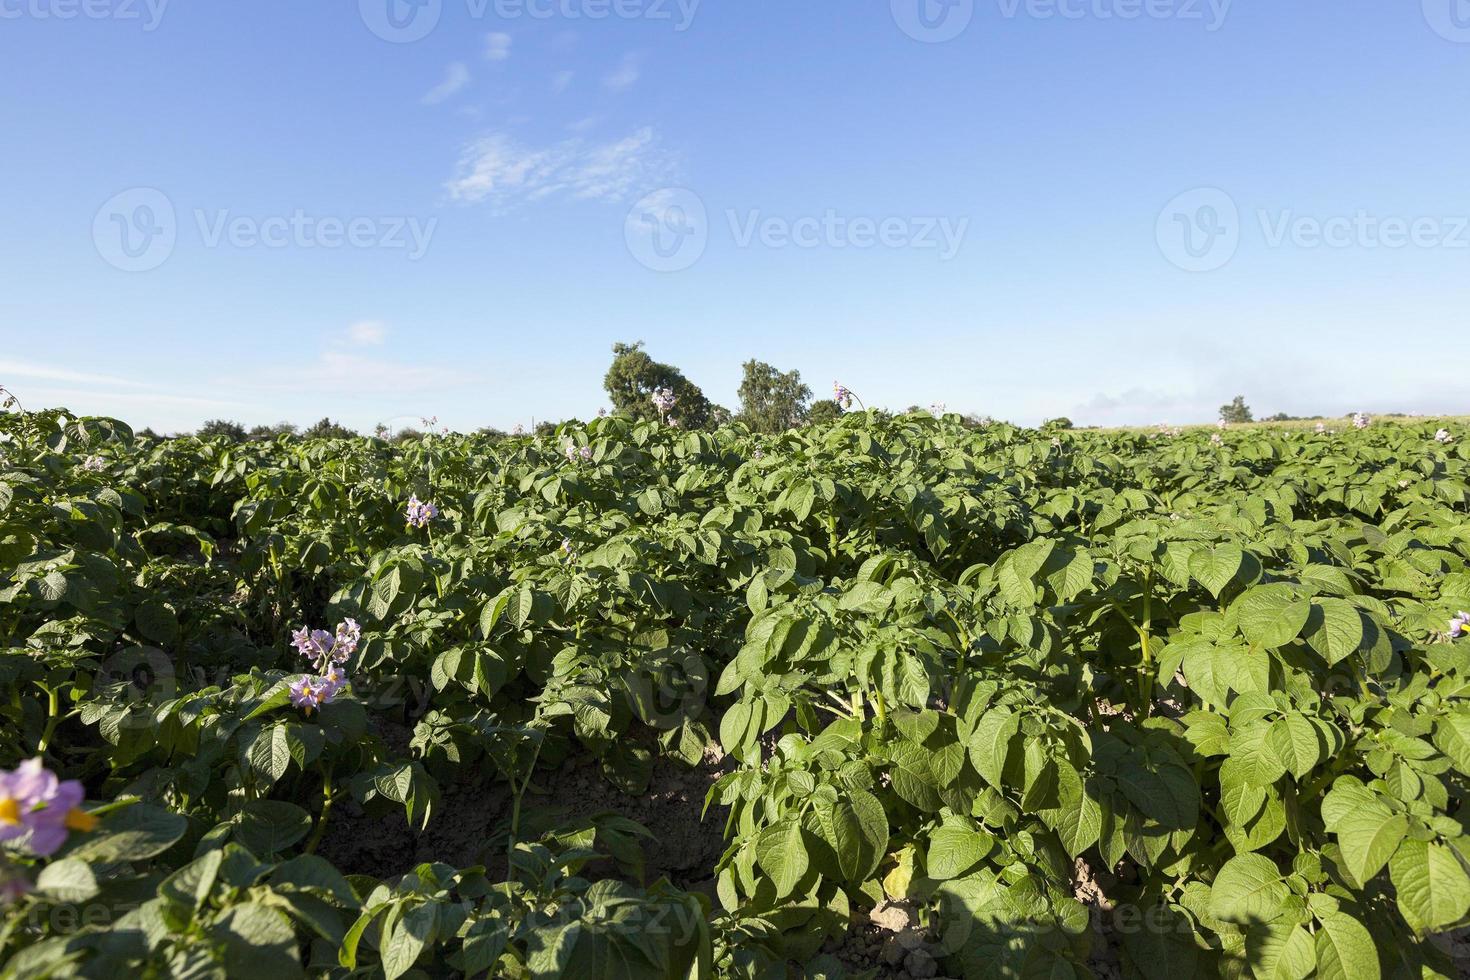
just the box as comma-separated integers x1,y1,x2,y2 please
317,741,732,889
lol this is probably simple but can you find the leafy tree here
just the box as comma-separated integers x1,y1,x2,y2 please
197,419,246,442
603,342,716,429
1043,417,1075,431
302,417,358,440
1219,396,1254,424
807,400,842,426
737,360,812,434
248,422,298,441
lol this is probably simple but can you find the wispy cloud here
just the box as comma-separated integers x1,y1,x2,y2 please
345,320,388,346
602,53,641,92
422,62,471,106
0,360,149,388
550,70,574,94
306,351,476,394
485,32,512,61
446,127,676,208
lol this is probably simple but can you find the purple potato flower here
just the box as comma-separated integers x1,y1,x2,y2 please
1451,612,1470,639
405,495,439,529
0,759,96,857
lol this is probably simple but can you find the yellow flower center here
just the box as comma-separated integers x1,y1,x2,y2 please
0,797,20,826
65,808,97,833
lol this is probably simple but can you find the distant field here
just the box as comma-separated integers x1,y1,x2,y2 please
1100,414,1469,434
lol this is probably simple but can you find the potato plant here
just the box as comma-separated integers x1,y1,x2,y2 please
1,403,1468,978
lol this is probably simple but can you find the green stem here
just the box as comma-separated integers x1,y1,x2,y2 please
304,766,335,855
507,733,546,877
1137,568,1154,717
36,686,60,756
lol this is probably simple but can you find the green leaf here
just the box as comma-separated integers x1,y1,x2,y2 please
814,789,888,883
1266,714,1321,780
1389,837,1470,934
1236,585,1310,649
1333,807,1407,887
1190,544,1244,598
234,800,311,855
1207,853,1289,925
68,804,186,862
925,823,994,880
36,858,98,903
1048,762,1102,859
1247,921,1316,979
1313,911,1379,980
967,708,1018,789
755,820,810,899
1305,599,1365,666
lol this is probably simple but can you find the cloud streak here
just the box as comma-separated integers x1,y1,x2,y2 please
445,127,675,208
422,62,471,105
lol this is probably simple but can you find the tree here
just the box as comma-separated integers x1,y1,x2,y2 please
1219,396,1254,424
248,422,297,441
197,419,246,442
603,342,717,429
737,360,812,434
807,400,842,426
303,418,358,440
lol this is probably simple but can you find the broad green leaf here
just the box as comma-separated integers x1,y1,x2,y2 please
925,823,994,880
755,820,809,899
1313,912,1379,980
1207,854,1289,925
1389,837,1470,934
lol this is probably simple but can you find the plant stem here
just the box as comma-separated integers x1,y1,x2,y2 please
304,766,335,855
1137,568,1154,717
36,685,60,756
507,732,546,877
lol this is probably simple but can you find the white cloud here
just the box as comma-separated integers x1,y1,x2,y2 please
485,32,512,61
446,127,676,208
602,53,641,92
422,62,471,106
551,70,574,94
566,115,600,133
310,351,475,394
345,321,389,346
0,359,149,388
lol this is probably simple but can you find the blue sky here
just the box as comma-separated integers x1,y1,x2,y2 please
1,0,1467,432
